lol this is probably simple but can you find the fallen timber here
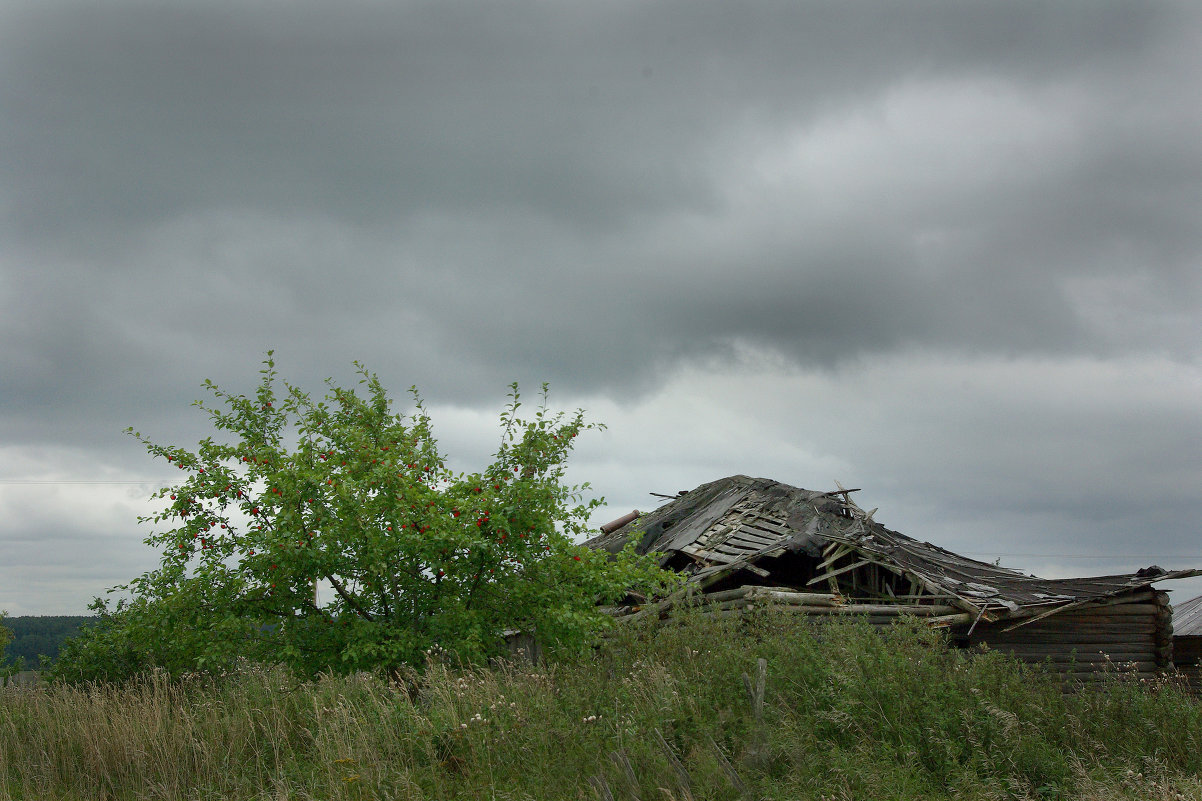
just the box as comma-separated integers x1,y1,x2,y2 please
611,583,972,625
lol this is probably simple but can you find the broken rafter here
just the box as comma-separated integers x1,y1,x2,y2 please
806,558,875,587
816,542,855,572
694,559,771,590
871,593,959,601
965,603,991,637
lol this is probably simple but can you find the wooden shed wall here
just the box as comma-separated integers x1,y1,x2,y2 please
1173,637,1201,689
956,592,1172,683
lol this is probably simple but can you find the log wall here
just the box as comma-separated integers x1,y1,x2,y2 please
958,591,1172,684
612,585,1183,687
1173,636,1201,690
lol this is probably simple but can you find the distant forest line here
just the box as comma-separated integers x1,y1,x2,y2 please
2,616,96,667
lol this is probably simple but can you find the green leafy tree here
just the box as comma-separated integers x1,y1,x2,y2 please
0,611,11,662
0,611,18,680
54,355,674,682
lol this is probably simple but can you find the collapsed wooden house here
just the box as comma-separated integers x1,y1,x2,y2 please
1172,594,1202,689
586,475,1201,684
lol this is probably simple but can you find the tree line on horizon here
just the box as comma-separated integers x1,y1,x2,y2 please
1,615,95,668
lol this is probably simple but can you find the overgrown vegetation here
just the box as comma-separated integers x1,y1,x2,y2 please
0,617,94,669
4,608,1200,801
15,357,1200,798
0,613,12,680
52,356,674,683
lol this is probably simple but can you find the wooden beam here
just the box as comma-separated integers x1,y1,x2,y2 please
1000,592,1160,632
806,559,874,587
926,612,977,626
752,589,844,606
817,541,854,566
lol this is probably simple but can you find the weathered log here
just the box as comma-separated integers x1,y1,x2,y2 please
751,589,844,606
706,599,758,613
702,586,843,606
987,640,1154,653
986,647,1155,659
976,635,1154,647
836,603,960,616
998,592,1157,630
998,653,1156,664
925,612,978,626
682,608,929,626
1004,656,1157,668
735,603,962,618
701,585,754,603
980,625,1158,635
1047,604,1161,616
979,622,1156,635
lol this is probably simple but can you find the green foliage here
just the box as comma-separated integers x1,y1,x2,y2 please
0,616,95,668
53,354,676,683
51,598,193,683
0,612,12,677
8,610,1202,800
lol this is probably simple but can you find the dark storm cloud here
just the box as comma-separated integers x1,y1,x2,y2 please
2,1,1188,236
2,1,1201,613
3,0,1199,402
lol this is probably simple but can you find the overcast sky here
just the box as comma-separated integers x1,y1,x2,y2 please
2,0,1201,616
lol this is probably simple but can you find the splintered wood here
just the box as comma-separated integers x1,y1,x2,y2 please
610,583,972,626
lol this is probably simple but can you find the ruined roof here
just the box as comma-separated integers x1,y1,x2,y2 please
1174,594,1202,637
586,475,1201,620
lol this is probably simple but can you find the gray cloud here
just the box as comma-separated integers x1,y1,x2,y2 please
2,0,1200,613
3,3,1198,381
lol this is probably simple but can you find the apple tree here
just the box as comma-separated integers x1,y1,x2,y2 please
53,355,675,682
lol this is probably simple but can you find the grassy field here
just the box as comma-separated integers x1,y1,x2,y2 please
1,607,1200,800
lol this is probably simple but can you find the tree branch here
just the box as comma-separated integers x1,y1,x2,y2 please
325,573,374,621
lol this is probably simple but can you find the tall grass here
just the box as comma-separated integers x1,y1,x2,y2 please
1,607,1200,800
